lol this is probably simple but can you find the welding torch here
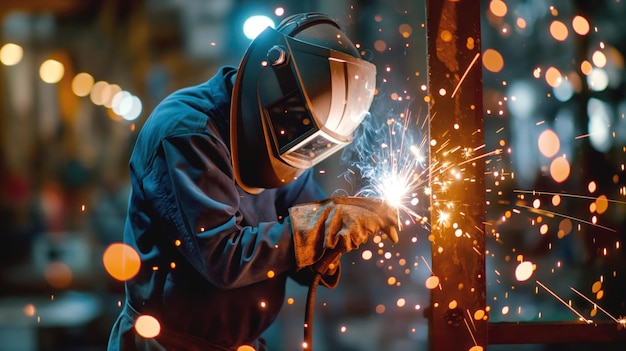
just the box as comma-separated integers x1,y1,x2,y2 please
295,197,400,350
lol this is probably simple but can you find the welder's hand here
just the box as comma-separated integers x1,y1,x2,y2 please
289,251,341,288
289,196,399,270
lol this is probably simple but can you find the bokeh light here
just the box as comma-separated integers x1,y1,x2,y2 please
39,59,65,84
549,20,568,41
515,261,534,282
588,181,597,193
90,80,110,105
399,23,412,38
362,249,373,260
580,60,593,75
243,15,275,40
549,157,570,183
558,219,573,238
587,68,609,91
112,90,133,115
489,0,508,17
274,7,285,17
587,98,612,151
483,49,504,73
374,39,387,52
24,303,36,317
545,66,562,88
0,42,23,66
103,84,122,108
537,129,560,158
592,281,602,293
425,275,440,289
102,242,141,281
592,50,607,68
135,315,161,338
44,261,73,288
71,72,95,97
572,15,590,35
553,78,573,101
552,194,561,206
121,95,143,121
595,195,609,214
474,309,486,320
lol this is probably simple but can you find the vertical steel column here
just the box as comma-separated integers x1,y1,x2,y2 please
426,0,486,350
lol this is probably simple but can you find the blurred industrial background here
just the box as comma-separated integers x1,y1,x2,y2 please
0,0,624,350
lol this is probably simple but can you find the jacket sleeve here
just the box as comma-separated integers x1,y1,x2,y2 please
274,168,326,218
144,132,297,289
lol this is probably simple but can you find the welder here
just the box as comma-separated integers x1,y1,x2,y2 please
107,12,399,351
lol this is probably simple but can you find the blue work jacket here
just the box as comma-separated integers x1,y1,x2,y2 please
107,66,326,351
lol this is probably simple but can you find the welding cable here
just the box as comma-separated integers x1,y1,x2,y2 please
303,250,341,351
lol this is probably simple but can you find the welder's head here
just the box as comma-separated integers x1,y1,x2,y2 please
230,12,377,194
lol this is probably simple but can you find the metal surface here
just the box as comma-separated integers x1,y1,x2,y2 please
425,1,626,349
488,321,626,345
426,0,486,350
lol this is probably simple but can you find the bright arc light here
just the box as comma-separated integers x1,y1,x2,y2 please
243,15,275,40
380,173,408,207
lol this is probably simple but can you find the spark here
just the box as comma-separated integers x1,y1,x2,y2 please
574,132,605,140
457,148,502,167
346,108,430,226
451,52,481,98
421,256,433,273
466,309,478,331
514,189,626,205
569,287,621,324
436,210,450,226
463,316,479,347
536,280,591,323
515,203,617,232
342,99,498,231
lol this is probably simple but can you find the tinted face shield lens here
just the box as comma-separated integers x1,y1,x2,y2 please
267,92,341,168
267,92,317,153
260,29,377,169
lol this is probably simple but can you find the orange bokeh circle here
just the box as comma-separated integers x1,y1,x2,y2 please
103,243,141,281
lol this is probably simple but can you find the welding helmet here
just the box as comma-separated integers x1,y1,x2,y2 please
230,12,377,194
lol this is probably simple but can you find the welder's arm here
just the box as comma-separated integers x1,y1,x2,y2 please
288,197,399,271
153,134,299,289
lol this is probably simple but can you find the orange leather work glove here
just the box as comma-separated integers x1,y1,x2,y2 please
289,196,399,271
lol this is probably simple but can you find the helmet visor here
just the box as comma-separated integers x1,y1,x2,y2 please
263,32,377,169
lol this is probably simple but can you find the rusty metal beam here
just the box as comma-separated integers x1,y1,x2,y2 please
488,321,626,345
426,0,486,350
